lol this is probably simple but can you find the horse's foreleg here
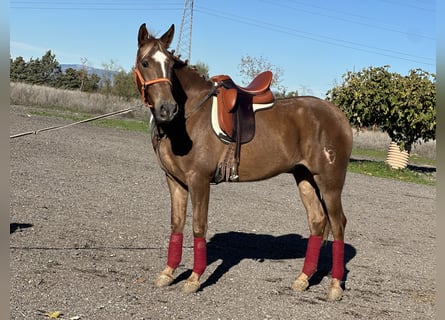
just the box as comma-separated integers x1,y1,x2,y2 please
154,175,188,288
182,175,210,294
292,178,326,293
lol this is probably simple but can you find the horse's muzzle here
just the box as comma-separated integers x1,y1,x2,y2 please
155,102,179,123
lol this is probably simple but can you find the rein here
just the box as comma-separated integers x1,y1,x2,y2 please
184,86,218,120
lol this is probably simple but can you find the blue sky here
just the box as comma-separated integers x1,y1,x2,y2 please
10,0,435,97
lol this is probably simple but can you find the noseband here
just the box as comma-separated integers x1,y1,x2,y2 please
134,56,172,107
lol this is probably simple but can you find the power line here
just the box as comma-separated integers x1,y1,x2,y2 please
10,1,183,10
373,0,435,11
194,6,434,67
11,1,434,66
11,1,182,4
261,0,434,41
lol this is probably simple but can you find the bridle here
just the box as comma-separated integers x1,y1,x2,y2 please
134,53,172,108
133,47,216,120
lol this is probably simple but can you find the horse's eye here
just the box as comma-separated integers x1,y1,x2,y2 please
141,61,149,68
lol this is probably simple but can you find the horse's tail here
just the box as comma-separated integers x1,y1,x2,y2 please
322,217,332,242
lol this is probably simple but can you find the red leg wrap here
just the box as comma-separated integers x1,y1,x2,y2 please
167,233,183,269
331,240,345,280
302,235,323,277
193,237,207,275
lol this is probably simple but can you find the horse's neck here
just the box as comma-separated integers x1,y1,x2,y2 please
155,66,212,147
174,66,213,107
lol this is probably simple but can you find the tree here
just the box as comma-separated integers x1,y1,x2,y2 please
79,57,89,91
24,57,42,84
82,73,101,92
238,55,286,94
386,69,436,151
112,68,139,100
192,61,210,79
10,56,28,82
57,67,82,90
39,50,62,86
10,50,62,86
101,59,120,96
327,66,436,153
274,90,299,99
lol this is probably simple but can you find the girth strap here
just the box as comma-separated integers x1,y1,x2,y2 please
214,142,239,183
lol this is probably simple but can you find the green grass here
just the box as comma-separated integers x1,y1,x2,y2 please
28,107,436,186
352,147,436,166
348,160,435,186
351,148,435,186
409,154,436,166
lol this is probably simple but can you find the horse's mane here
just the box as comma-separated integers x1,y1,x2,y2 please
168,50,210,82
169,50,188,68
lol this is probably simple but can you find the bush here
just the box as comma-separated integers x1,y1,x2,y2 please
327,66,436,152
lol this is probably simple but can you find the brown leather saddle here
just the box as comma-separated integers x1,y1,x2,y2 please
210,71,275,183
210,71,275,143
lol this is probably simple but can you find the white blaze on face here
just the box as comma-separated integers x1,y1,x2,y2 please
152,50,168,78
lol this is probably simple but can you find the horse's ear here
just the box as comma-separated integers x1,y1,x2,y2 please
138,23,149,47
160,24,175,48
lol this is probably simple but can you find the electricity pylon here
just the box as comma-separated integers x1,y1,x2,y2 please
176,0,194,61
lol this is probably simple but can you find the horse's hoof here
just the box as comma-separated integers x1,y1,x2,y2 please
154,273,174,288
291,278,309,292
181,280,200,294
327,284,343,301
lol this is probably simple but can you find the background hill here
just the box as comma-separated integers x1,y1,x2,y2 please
60,64,118,80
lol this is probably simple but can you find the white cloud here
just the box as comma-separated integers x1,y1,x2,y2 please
10,41,50,53
10,40,83,62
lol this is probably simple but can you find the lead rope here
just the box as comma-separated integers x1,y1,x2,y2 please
10,106,143,139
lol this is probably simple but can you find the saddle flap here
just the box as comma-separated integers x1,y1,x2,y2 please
217,89,237,137
222,88,237,112
233,94,255,144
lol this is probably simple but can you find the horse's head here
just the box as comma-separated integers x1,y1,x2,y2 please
135,23,178,124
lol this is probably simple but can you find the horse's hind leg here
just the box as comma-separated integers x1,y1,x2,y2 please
321,188,347,301
291,168,327,293
291,165,347,301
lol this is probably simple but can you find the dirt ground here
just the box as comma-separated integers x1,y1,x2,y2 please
10,105,436,320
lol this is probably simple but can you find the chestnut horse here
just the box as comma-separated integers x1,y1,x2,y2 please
134,23,353,301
